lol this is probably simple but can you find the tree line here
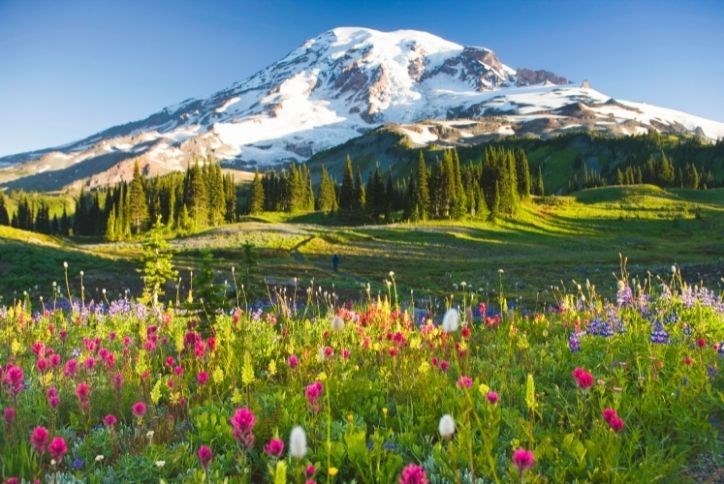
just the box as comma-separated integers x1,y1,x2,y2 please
249,147,535,222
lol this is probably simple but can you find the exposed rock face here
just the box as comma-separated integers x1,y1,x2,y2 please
516,68,569,86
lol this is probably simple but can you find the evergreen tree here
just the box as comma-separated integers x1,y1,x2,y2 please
0,192,9,226
413,151,430,220
685,163,700,189
340,156,355,214
353,170,366,215
139,217,178,306
129,161,149,234
185,161,208,228
317,166,338,213
249,171,265,214
515,149,531,198
534,165,546,196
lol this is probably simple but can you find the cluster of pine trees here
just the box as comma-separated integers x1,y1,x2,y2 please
74,159,237,239
249,163,315,214
569,151,712,191
247,147,533,222
0,192,72,235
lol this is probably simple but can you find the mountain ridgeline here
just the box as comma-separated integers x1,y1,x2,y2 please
2,27,724,193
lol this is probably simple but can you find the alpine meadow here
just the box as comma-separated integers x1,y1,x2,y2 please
0,4,722,483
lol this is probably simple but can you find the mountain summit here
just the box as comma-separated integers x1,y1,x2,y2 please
2,27,723,190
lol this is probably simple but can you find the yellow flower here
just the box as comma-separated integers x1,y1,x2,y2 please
418,361,430,375
372,342,381,352
268,359,277,377
150,379,163,405
170,392,181,405
382,407,388,417
231,387,244,405
242,351,255,385
478,383,490,395
11,339,21,355
213,367,224,384
409,336,422,349
316,371,328,382
347,414,354,423
328,467,338,477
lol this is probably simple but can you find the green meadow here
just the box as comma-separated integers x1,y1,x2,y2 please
1,185,721,306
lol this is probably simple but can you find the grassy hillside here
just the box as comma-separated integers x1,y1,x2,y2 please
0,226,134,302
1,184,714,306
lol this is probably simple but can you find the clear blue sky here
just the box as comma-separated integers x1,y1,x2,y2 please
1,0,722,156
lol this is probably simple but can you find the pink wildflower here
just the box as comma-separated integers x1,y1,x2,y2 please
197,371,209,385
264,438,285,458
197,445,213,469
399,464,429,484
486,391,499,404
131,401,147,419
288,354,299,368
30,426,49,453
48,436,68,461
512,448,535,472
456,376,473,389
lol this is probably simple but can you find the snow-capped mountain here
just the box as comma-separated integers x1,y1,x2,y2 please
2,27,724,190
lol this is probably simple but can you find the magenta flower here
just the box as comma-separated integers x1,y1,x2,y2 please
3,406,16,425
305,464,316,478
48,436,68,461
456,376,473,389
602,407,625,432
197,445,213,469
47,387,60,409
305,381,324,413
572,367,594,390
132,401,147,419
197,371,209,385
230,407,256,448
75,382,90,401
486,391,499,404
512,448,535,473
608,416,625,432
4,365,24,395
36,358,49,373
288,354,299,368
399,463,429,484
264,438,285,458
30,426,50,453
103,414,118,427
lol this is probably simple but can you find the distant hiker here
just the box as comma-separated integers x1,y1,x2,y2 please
332,254,340,272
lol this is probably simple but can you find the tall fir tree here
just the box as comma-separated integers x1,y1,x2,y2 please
515,149,531,198
317,166,338,213
129,161,149,234
413,151,430,220
249,171,265,214
0,192,9,226
340,156,355,214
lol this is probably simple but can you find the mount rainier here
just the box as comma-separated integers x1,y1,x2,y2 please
2,27,723,190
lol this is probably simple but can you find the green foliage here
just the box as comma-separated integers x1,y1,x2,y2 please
138,218,177,305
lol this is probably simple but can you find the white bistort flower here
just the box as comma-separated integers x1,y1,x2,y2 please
331,315,345,332
438,414,456,438
290,426,307,458
442,308,459,333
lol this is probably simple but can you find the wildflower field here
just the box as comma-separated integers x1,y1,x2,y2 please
1,264,722,483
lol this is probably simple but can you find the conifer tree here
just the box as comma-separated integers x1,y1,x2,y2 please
249,171,265,214
413,151,430,220
129,161,149,234
340,156,355,214
139,217,177,306
535,164,545,196
0,192,9,226
317,166,338,213
515,149,531,198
